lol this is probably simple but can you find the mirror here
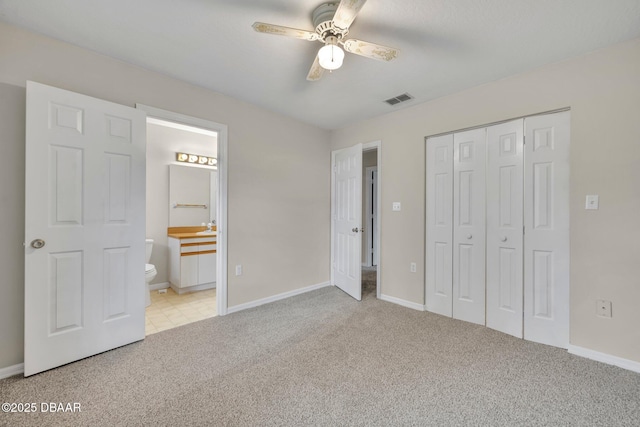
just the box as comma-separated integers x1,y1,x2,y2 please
169,164,217,227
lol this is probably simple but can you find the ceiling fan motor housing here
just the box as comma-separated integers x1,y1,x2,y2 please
312,2,348,42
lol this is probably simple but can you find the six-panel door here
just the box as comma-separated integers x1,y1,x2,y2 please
332,143,363,301
24,81,146,376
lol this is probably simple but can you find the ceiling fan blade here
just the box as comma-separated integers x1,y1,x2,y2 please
307,55,325,81
343,39,399,61
332,0,368,30
252,22,319,41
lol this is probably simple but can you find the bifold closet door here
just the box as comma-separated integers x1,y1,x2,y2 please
426,134,453,317
486,119,524,338
452,129,486,325
523,111,570,348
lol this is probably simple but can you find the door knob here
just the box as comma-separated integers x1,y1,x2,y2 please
352,227,359,233
466,234,472,239
30,239,46,249
501,236,507,242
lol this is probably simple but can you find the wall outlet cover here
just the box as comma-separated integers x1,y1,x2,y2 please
392,202,401,211
585,195,599,210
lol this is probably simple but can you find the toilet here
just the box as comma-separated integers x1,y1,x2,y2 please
145,239,157,307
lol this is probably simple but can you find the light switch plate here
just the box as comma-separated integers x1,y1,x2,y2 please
585,195,599,210
392,202,401,211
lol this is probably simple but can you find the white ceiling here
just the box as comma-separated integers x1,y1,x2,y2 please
2,0,640,129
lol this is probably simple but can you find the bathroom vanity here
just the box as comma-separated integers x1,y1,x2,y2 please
168,228,217,294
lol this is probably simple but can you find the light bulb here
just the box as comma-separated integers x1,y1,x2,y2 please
318,44,344,71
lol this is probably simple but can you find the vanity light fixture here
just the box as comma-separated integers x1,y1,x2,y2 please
176,152,218,167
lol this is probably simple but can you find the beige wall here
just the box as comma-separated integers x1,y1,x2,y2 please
331,37,640,363
0,22,331,370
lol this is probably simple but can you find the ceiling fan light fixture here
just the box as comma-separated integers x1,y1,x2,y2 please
318,43,344,71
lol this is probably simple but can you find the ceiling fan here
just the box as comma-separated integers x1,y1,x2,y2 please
252,0,400,81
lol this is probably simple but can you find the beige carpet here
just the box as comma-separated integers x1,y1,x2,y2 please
1,285,639,426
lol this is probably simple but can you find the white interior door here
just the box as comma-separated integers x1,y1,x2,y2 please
426,134,453,316
331,143,362,300
486,119,524,338
524,112,570,348
452,128,486,325
25,81,146,376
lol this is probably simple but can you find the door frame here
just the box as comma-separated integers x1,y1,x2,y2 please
136,104,229,316
331,140,381,300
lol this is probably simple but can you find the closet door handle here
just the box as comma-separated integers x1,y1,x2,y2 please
466,234,472,239
501,236,507,242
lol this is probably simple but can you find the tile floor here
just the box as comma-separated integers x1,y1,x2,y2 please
145,287,217,335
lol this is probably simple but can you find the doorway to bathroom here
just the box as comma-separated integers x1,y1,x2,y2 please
137,104,229,335
362,147,378,301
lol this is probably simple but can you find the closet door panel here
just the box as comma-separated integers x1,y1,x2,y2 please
452,128,486,325
426,134,453,316
524,112,570,348
486,119,524,338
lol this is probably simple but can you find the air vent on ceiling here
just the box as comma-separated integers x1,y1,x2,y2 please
384,93,413,106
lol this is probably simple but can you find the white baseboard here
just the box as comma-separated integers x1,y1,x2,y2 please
380,293,426,312
0,363,24,380
149,282,170,291
568,344,640,373
227,281,331,314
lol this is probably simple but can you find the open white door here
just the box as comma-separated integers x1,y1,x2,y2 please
331,143,362,300
25,82,146,376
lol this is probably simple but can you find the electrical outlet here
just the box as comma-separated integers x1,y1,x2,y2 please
235,265,243,276
585,195,599,210
392,202,401,211
596,300,612,318
410,262,417,273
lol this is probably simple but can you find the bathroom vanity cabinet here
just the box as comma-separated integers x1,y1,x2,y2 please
168,234,217,294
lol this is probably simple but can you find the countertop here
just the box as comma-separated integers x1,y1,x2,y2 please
167,226,217,240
